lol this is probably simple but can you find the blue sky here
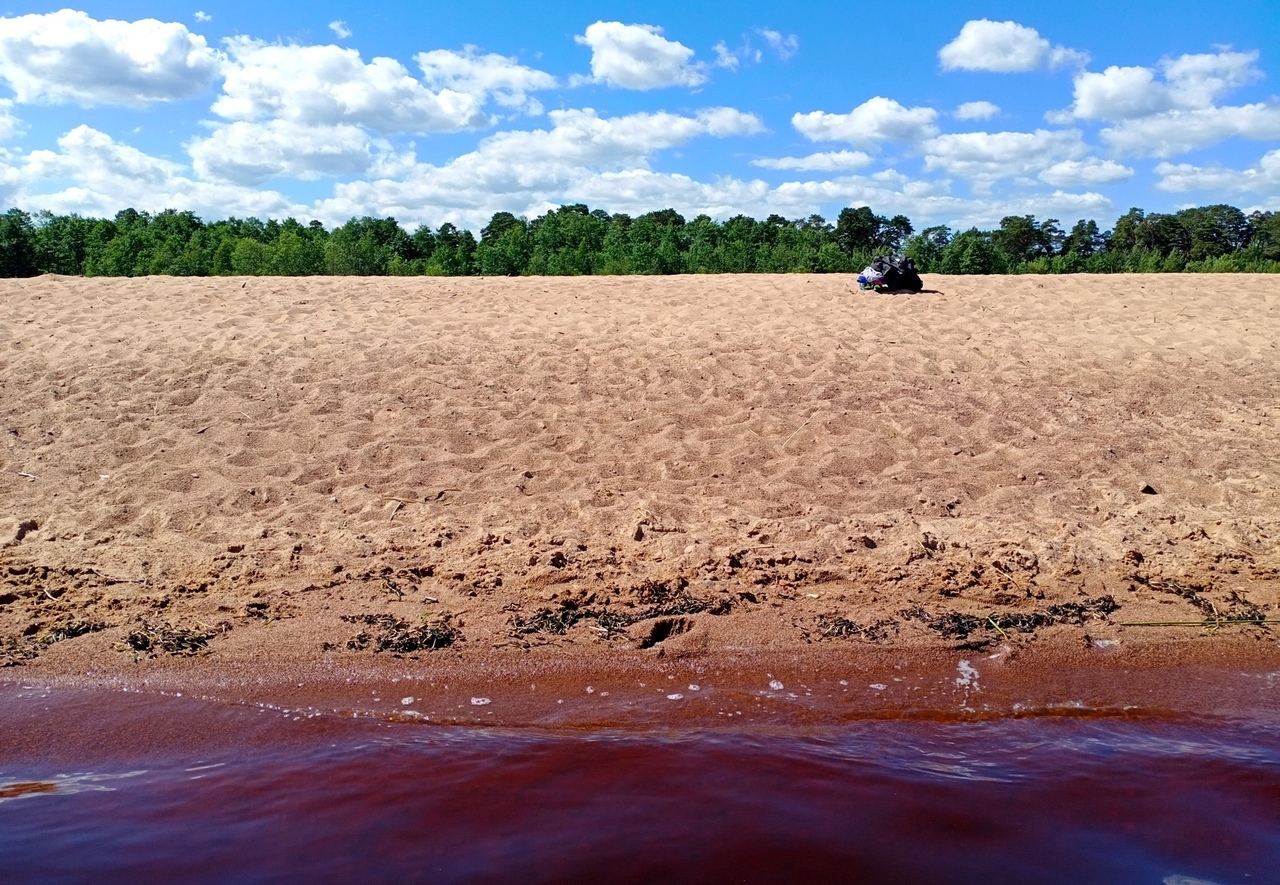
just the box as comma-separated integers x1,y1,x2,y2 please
0,1,1277,231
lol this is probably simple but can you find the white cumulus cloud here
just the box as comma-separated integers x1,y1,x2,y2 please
792,97,939,146
415,46,556,113
712,42,739,70
955,101,1000,120
765,174,1110,231
0,9,223,107
573,21,706,89
0,114,1122,236
464,107,762,170
1062,51,1262,122
709,28,795,71
752,150,873,172
1164,50,1264,108
300,106,1114,232
0,100,22,142
308,106,764,227
319,154,1110,232
194,11,211,23
1061,50,1276,157
943,190,1112,230
1062,65,1171,121
329,21,352,39
1155,149,1280,195
939,20,1087,73
25,123,184,186
571,169,772,219
696,106,766,137
17,125,303,219
756,29,799,60
923,129,1087,190
188,120,411,185
214,38,487,133
1038,158,1134,187
1101,103,1280,157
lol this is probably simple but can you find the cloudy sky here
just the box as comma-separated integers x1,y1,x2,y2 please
0,1,1276,231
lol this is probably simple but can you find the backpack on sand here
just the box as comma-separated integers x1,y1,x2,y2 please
860,255,923,293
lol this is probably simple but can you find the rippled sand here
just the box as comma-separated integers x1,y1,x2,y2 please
1,273,1277,686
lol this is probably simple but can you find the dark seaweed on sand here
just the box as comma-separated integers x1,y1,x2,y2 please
507,581,735,640
341,612,460,653
631,578,729,615
812,615,897,642
122,622,220,657
903,596,1120,640
509,605,588,636
2,619,109,667
1132,575,1267,624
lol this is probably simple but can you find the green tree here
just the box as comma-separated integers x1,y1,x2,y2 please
656,225,686,273
640,208,686,229
1134,213,1189,256
817,241,849,273
231,238,271,274
764,222,820,272
477,213,530,276
0,208,37,277
527,204,606,275
683,214,722,273
88,209,156,276
626,210,686,275
480,211,522,243
32,211,92,274
798,213,831,233
879,214,914,252
145,210,205,274
835,206,880,255
599,215,633,274
324,216,410,274
269,223,326,275
1177,204,1248,260
1110,208,1145,252
939,228,1000,274
716,215,762,272
82,219,118,276
407,224,436,267
424,223,476,275
1062,219,1105,257
991,215,1062,267
211,236,237,275
1249,211,1280,260
904,225,952,272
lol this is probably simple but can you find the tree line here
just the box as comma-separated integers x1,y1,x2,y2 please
1,202,1278,278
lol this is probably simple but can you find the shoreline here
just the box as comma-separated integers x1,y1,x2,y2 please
7,635,1280,732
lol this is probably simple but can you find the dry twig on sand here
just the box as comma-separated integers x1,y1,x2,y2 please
781,418,811,448
1120,617,1276,629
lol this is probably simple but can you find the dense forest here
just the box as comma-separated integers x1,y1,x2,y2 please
1,202,1278,278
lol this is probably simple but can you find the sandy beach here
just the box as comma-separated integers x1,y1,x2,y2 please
2,273,1278,706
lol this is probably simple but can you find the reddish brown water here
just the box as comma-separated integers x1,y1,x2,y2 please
2,681,1279,883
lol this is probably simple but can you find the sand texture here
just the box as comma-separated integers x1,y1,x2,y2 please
2,273,1278,683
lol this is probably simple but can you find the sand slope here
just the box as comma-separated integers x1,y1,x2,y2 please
2,273,1278,674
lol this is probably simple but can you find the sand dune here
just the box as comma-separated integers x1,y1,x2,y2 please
2,273,1278,677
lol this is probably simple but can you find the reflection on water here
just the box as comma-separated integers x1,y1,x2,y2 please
0,770,145,804
1,685,1278,883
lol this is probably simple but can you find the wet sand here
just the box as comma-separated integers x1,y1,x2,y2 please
2,273,1278,713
